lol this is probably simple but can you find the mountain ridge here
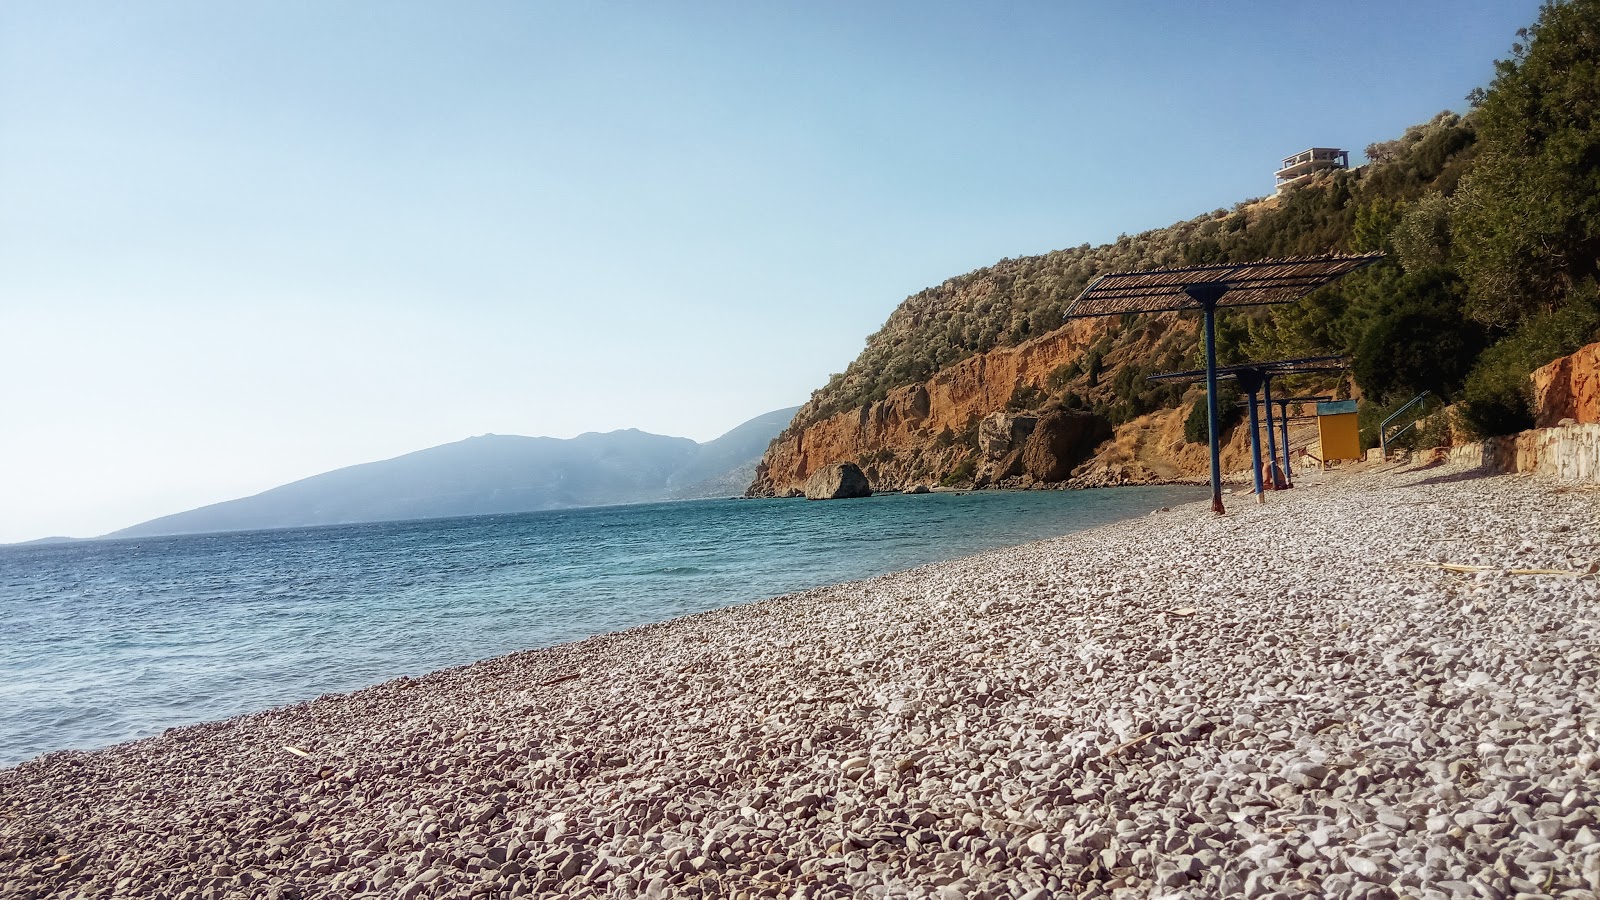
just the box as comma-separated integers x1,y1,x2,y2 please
109,407,798,540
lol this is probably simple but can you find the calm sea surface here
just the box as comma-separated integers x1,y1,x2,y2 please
0,486,1204,766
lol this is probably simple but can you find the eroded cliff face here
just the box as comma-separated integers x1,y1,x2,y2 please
748,317,1267,496
1532,340,1600,427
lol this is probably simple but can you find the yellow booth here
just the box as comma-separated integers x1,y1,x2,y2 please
1316,399,1361,464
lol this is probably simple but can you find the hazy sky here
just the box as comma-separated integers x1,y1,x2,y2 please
0,1,1540,541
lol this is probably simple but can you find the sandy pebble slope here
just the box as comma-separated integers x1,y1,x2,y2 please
3,464,1599,900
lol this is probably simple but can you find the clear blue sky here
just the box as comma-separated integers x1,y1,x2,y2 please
0,0,1541,541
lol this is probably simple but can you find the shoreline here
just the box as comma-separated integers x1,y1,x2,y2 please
0,485,1203,768
3,462,1598,897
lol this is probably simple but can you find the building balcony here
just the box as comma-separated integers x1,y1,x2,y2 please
1275,148,1349,185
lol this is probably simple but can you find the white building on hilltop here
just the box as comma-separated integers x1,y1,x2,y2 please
1275,148,1349,193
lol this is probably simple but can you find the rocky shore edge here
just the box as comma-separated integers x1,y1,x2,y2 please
3,461,1598,899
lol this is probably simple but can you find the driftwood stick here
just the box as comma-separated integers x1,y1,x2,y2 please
1105,731,1157,757
538,673,583,688
1425,562,1587,577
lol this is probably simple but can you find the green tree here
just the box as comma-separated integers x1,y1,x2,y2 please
1182,383,1244,444
1391,193,1454,273
1351,197,1405,253
1351,270,1486,402
1452,0,1600,326
1458,284,1600,435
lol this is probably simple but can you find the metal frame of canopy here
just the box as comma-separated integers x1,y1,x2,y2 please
1259,395,1332,486
1068,254,1380,514
1149,357,1350,501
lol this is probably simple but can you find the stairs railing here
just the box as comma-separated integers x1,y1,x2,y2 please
1379,391,1432,459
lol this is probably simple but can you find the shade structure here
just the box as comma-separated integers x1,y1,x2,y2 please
1145,353,1354,506
1147,355,1350,384
1243,394,1331,490
1152,357,1350,496
1069,254,1380,513
1237,394,1333,407
1066,253,1383,318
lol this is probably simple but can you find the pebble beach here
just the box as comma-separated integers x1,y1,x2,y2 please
3,462,1598,900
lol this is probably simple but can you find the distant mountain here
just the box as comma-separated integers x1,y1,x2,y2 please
111,407,799,539
665,406,800,497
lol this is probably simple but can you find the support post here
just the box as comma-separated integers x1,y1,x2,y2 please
1262,377,1284,490
1279,400,1294,488
1246,390,1264,502
1199,297,1225,514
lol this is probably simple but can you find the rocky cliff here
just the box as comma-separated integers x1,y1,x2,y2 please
748,111,1485,498
748,315,1270,496
1531,340,1600,427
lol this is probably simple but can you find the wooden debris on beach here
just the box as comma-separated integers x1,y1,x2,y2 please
1104,731,1158,757
281,745,310,758
1424,562,1590,577
538,673,583,688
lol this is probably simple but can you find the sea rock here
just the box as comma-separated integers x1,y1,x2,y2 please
803,463,872,500
978,413,1037,460
1021,411,1111,482
903,485,930,494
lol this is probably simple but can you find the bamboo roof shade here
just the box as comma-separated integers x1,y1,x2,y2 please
1238,394,1332,407
1066,253,1383,318
1147,355,1349,384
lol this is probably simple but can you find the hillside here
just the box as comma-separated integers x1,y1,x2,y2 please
753,2,1600,496
113,407,797,538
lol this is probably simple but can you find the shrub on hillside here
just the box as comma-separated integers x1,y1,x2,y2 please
1454,0,1600,328
1458,289,1600,436
939,456,976,487
1007,383,1045,411
1351,269,1486,402
1183,384,1244,444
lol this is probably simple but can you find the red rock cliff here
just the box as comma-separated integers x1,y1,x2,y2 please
1531,340,1600,427
748,317,1268,496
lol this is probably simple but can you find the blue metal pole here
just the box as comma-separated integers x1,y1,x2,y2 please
1262,377,1283,489
1202,302,1224,514
1279,400,1294,488
1246,390,1265,502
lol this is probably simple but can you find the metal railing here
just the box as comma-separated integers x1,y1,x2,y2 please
1379,391,1432,459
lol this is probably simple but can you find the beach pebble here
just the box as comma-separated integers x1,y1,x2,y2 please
2,463,1598,898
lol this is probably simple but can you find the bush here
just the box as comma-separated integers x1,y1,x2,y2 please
1047,361,1080,390
1458,290,1600,436
1182,383,1244,444
1007,383,1045,411
939,456,976,487
1351,269,1485,402
1084,350,1104,387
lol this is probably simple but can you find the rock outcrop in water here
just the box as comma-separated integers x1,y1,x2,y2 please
802,463,871,500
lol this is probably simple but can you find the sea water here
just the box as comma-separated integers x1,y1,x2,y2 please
0,486,1204,765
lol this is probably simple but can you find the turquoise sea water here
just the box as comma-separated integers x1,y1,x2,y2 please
0,486,1204,766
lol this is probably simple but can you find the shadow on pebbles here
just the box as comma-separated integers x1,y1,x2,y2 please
3,463,1599,899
